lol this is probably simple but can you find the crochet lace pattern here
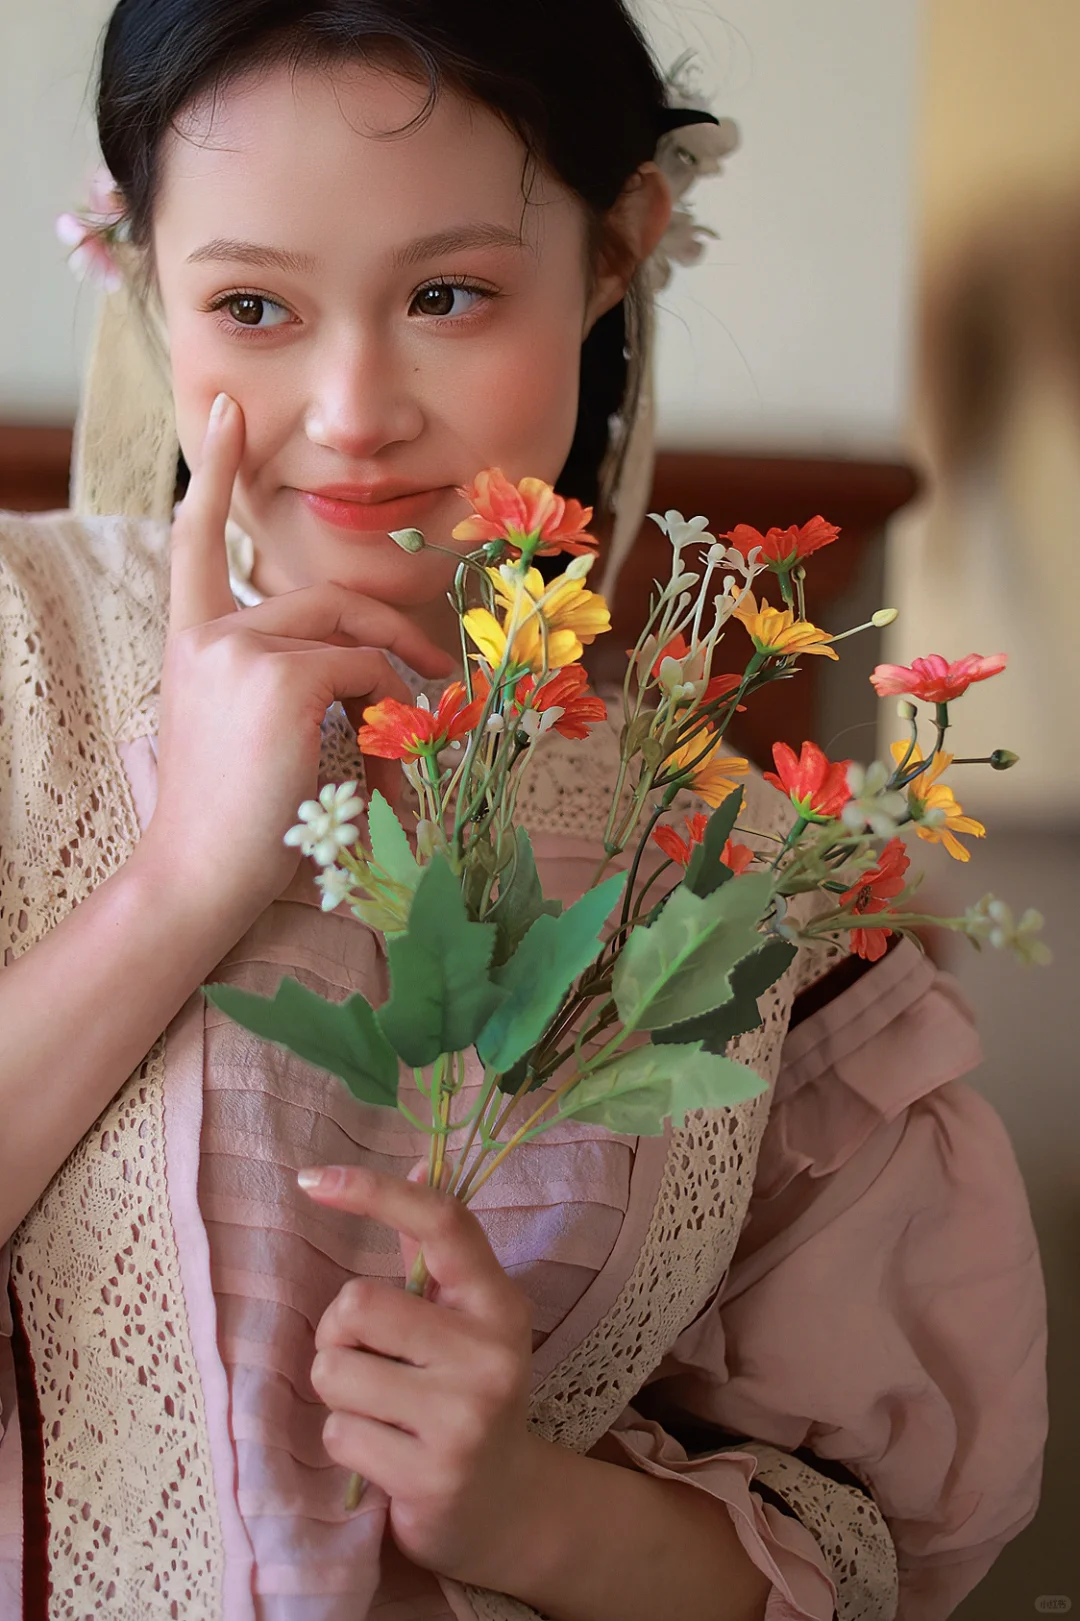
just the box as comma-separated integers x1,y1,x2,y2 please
0,510,897,1619
1,512,222,1617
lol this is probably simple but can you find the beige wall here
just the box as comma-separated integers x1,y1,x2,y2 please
636,0,921,452
891,11,1079,1613
0,0,115,419
883,0,1080,820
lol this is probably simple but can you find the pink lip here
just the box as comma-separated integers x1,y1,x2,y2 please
297,484,450,533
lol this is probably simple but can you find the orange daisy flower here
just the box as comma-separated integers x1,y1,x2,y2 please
515,666,607,740
357,682,483,760
764,740,853,822
722,516,840,570
452,468,598,557
652,812,754,874
838,837,910,961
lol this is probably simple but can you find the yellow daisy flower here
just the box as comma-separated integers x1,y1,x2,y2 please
665,730,750,808
732,589,838,659
463,566,610,675
890,741,985,862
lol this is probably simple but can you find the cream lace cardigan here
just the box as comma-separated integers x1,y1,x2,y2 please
0,508,1048,1621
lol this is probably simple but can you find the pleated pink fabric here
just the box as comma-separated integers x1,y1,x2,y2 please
116,729,840,1621
109,723,1047,1621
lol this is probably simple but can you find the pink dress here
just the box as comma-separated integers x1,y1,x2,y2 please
0,510,1047,1621
96,709,1049,1621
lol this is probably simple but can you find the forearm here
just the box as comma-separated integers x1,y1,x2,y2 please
476,1433,771,1621
0,845,252,1245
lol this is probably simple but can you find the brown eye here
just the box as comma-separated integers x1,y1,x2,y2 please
411,282,489,319
229,294,266,325
415,285,456,316
219,293,291,330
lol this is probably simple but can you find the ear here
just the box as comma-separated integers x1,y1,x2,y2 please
583,162,673,335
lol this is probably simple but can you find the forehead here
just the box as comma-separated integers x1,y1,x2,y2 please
154,57,575,255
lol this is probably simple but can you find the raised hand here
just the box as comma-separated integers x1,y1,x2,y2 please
144,392,456,921
301,1162,543,1586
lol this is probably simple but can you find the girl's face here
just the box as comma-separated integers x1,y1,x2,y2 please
152,58,648,613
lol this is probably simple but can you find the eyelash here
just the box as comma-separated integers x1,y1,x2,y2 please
205,276,500,340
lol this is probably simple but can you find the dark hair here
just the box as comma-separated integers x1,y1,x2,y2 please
96,0,671,512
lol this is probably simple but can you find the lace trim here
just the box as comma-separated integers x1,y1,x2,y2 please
739,1444,899,1621
13,1042,224,1618
2,512,221,1618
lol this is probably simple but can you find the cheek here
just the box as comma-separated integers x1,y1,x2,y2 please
166,309,295,480
430,308,583,484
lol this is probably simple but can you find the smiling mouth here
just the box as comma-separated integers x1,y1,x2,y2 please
297,485,451,533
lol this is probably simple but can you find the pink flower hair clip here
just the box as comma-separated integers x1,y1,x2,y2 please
55,164,129,294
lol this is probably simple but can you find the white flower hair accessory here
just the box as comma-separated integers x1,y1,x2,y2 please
647,49,739,291
55,164,130,293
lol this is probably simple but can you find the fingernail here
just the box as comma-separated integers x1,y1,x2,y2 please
208,391,232,431
297,1165,346,1193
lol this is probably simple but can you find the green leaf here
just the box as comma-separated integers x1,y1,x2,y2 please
487,827,562,965
376,853,506,1068
366,790,421,892
476,873,625,1072
204,977,399,1107
560,1040,766,1135
612,872,774,1032
495,1054,531,1096
683,788,744,898
652,939,796,1052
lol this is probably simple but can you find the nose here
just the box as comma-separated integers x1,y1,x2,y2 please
303,332,424,459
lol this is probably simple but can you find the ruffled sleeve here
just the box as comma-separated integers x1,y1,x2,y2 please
592,938,1048,1621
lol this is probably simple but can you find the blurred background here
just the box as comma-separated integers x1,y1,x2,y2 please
1,1,1076,1614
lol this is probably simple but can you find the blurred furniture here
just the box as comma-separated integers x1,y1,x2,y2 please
600,451,918,765
0,424,73,513
0,424,918,766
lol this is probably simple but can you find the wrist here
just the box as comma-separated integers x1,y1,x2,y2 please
459,1433,582,1595
125,835,262,959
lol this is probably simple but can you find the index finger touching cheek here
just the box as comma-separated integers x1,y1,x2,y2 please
168,392,245,634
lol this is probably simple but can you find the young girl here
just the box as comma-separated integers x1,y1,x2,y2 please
0,4,1047,1619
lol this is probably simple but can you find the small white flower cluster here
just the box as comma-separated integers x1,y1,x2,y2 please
284,782,365,867
519,706,564,740
964,896,1052,965
649,52,740,291
648,510,713,553
313,866,357,913
841,763,909,838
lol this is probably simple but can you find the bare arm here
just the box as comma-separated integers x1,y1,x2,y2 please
0,846,254,1247
481,1433,772,1621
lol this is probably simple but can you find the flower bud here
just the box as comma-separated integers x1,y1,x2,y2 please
896,700,917,721
389,527,426,553
990,748,1020,771
872,608,899,628
564,552,595,580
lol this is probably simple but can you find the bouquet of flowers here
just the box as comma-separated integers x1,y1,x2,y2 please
204,468,1048,1502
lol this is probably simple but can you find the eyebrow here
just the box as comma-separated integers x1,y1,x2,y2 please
185,223,527,274
185,239,319,273
390,223,527,267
